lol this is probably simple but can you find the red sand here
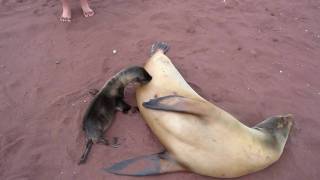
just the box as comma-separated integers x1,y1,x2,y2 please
1,0,320,179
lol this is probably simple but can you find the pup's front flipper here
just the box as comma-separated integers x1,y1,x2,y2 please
130,106,139,113
110,137,121,148
143,95,210,117
115,99,131,113
98,137,121,148
97,137,109,145
104,151,186,176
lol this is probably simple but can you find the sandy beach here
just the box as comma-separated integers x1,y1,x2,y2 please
0,0,320,179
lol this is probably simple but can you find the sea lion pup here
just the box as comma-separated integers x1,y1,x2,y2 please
78,66,152,164
105,42,294,178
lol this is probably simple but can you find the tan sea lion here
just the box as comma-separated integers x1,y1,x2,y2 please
78,66,152,164
105,42,293,178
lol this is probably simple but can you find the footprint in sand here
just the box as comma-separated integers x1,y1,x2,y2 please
187,81,210,99
149,12,171,22
33,9,44,16
102,58,111,73
186,27,196,34
16,0,26,3
210,93,223,103
1,0,9,6
254,72,271,80
2,0,33,5
0,129,26,162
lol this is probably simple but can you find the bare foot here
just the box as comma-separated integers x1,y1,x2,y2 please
60,16,71,22
60,0,71,22
80,0,95,17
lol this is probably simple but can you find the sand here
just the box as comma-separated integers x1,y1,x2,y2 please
0,0,320,179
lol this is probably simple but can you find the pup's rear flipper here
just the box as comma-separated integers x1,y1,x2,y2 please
78,140,93,165
143,95,209,117
104,151,186,176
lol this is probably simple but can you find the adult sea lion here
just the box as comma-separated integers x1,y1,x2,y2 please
105,42,293,178
78,66,152,164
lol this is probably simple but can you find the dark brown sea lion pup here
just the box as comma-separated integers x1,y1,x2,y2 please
105,42,294,178
78,66,152,164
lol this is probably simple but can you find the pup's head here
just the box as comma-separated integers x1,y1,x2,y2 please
124,66,152,85
135,67,152,84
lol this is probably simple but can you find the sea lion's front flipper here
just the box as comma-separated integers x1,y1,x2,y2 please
104,151,186,176
143,95,209,116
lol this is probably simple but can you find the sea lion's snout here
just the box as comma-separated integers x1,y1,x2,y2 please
254,114,293,149
274,114,294,132
270,114,294,148
279,114,293,128
254,114,294,138
255,114,293,130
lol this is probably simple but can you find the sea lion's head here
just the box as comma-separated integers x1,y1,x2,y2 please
254,114,293,148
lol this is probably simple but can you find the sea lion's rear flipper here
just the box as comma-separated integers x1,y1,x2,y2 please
150,42,170,56
143,95,209,116
104,151,186,176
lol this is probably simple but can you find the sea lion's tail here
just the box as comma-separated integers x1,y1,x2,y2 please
78,139,93,165
150,42,170,56
104,151,186,176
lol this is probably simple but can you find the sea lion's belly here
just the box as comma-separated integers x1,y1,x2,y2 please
136,52,205,144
